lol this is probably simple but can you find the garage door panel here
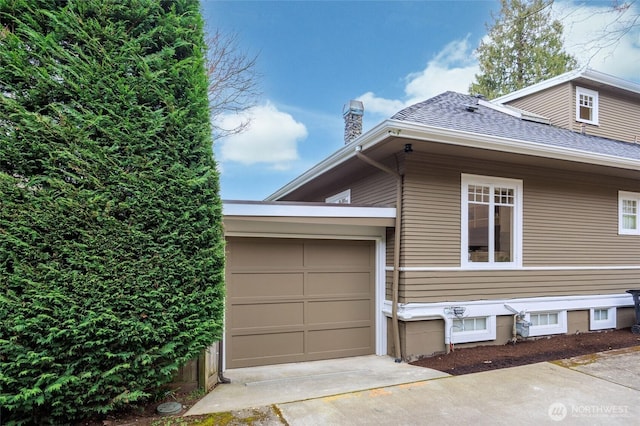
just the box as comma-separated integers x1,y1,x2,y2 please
307,300,372,324
232,302,304,329
306,272,371,296
226,237,375,368
307,327,372,355
304,242,372,267
228,239,304,269
230,273,304,298
231,332,304,367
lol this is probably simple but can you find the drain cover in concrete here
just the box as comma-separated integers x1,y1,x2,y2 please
157,401,183,416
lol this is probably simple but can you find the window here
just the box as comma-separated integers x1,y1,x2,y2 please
450,316,496,343
530,312,558,326
576,87,598,125
590,307,616,330
527,310,567,336
461,175,522,268
453,317,487,332
325,189,351,204
619,191,640,235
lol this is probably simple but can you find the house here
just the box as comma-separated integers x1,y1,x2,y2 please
222,69,640,369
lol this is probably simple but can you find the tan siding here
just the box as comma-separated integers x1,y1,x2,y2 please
525,179,621,265
398,151,640,303
400,269,639,303
507,83,640,143
402,155,461,267
507,83,572,128
351,169,397,205
312,169,397,206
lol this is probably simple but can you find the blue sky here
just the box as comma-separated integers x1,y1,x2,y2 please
201,1,640,201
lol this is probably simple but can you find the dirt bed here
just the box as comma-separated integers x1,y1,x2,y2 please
410,328,640,375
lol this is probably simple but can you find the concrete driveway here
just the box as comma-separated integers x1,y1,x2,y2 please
186,346,640,425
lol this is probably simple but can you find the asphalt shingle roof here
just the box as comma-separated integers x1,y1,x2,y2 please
391,92,640,161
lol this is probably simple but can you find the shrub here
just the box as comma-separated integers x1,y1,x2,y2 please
0,0,224,423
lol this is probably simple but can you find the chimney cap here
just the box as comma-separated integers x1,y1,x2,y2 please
344,99,364,116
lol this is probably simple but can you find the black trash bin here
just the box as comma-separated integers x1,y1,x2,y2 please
626,289,640,334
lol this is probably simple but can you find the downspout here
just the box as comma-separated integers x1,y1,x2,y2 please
355,148,403,362
217,339,231,384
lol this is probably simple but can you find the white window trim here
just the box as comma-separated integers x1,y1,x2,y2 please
590,307,616,330
461,174,523,269
450,315,496,344
325,189,351,204
619,191,640,235
526,310,567,337
576,86,599,125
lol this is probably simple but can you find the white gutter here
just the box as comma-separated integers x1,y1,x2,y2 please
267,119,640,201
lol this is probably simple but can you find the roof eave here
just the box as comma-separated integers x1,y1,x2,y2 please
264,119,397,201
266,119,640,201
395,122,640,171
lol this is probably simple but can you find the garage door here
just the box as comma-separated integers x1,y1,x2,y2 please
226,237,375,368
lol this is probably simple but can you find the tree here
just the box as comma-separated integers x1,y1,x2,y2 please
0,0,225,423
207,30,260,139
469,0,578,99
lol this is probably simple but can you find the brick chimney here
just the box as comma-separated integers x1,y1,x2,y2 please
343,100,364,144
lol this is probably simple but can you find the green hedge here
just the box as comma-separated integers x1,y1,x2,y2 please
0,1,225,423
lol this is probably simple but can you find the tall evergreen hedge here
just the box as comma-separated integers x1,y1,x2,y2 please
0,0,225,423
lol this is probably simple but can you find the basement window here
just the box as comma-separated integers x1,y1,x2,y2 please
576,87,599,125
527,311,567,337
450,316,496,344
590,307,616,330
325,189,351,204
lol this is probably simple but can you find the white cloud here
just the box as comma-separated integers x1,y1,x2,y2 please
357,37,479,118
357,92,406,117
216,102,307,170
404,36,480,102
554,0,640,81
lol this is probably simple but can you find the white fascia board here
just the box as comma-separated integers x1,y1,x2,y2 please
492,68,584,103
223,202,396,219
383,293,635,322
580,68,640,95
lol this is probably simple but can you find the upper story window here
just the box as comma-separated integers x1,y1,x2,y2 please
619,191,640,235
325,189,351,204
576,87,599,125
461,174,522,268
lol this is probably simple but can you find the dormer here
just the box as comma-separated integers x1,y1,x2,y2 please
493,68,640,143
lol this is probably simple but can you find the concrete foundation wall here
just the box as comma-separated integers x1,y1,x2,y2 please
399,307,636,360
617,307,636,329
567,310,589,333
